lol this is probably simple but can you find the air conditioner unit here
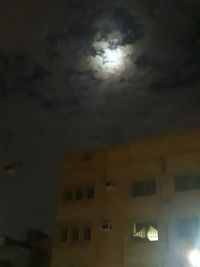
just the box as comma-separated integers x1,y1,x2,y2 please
105,181,115,189
101,222,112,231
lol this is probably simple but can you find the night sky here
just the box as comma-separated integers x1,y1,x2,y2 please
0,0,200,238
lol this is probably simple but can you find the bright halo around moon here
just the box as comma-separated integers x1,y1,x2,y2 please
102,48,123,69
88,40,134,79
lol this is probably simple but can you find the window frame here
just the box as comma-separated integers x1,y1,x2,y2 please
83,227,92,241
131,221,159,242
64,190,72,201
76,189,84,200
174,175,200,192
60,229,68,242
86,187,95,199
72,228,79,241
131,179,156,197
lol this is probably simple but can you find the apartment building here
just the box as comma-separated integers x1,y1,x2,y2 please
51,129,200,267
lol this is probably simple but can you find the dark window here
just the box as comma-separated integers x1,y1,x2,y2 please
64,191,72,201
84,228,91,240
174,175,200,192
132,179,156,197
132,222,158,241
177,218,199,238
76,190,83,200
60,229,68,242
72,229,79,241
86,187,95,199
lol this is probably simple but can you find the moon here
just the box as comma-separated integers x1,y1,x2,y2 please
102,48,124,69
88,40,134,79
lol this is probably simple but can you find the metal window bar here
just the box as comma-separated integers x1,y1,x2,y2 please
64,191,72,201
132,179,156,197
133,223,158,241
84,228,91,240
145,179,156,195
86,188,95,199
175,175,200,192
132,182,145,196
76,190,83,200
60,229,68,242
72,229,79,241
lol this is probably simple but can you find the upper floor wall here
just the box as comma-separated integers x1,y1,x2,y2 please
60,129,200,182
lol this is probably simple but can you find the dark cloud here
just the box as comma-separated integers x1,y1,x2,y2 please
31,65,51,82
0,52,51,99
113,8,144,45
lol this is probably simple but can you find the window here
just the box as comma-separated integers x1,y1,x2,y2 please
177,218,199,238
72,229,79,241
86,187,95,199
132,179,156,197
174,175,200,192
64,191,72,201
132,222,158,241
76,190,83,200
84,228,91,240
60,229,68,242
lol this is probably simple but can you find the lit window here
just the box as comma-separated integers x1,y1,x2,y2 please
64,191,72,201
60,229,68,242
84,228,91,240
132,222,158,241
177,218,199,238
72,229,79,241
174,175,200,192
76,190,83,200
86,188,95,199
132,179,156,197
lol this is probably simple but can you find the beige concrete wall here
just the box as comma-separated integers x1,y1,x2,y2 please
51,129,200,267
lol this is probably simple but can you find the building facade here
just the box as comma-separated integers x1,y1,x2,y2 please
51,129,200,267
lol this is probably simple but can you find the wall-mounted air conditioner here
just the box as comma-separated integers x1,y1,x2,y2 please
104,181,115,190
101,222,112,231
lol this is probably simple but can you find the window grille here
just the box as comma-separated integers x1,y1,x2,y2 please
60,229,68,242
84,228,91,240
86,188,95,199
72,229,79,241
76,190,83,200
64,191,72,201
132,179,156,197
174,175,200,192
132,222,158,241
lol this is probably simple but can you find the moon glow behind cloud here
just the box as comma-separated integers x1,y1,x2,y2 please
88,40,134,79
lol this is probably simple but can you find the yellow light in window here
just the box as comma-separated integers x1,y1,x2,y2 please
147,226,158,241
